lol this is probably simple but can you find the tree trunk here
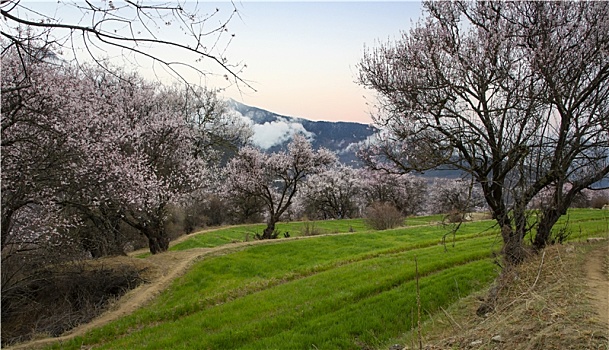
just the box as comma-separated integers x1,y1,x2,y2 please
534,208,562,250
121,204,170,254
145,226,170,254
500,224,528,266
490,201,529,267
262,218,277,239
141,217,169,254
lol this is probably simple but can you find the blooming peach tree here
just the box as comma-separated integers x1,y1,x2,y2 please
359,1,608,264
359,170,428,217
299,165,363,220
1,45,226,255
224,135,336,239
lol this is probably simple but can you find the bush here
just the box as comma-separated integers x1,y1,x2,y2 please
590,193,609,209
364,202,404,230
181,195,230,233
300,220,326,236
166,204,187,239
444,210,468,223
253,230,281,240
1,260,145,346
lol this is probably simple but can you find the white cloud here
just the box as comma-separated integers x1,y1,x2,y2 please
230,109,315,150
339,133,379,154
250,117,314,150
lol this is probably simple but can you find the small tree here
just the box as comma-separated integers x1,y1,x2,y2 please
360,170,428,216
299,165,363,220
426,179,485,216
225,135,336,239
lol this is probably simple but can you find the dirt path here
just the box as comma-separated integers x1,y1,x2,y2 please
6,235,282,350
7,231,329,350
584,241,609,331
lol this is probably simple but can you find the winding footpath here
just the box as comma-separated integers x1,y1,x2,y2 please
584,241,609,332
6,230,333,350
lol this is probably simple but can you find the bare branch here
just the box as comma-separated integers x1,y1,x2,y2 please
1,1,254,91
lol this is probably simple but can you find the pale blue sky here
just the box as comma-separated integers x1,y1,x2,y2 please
12,1,423,123
219,2,423,123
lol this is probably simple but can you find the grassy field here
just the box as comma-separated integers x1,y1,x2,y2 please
46,209,607,350
169,215,447,251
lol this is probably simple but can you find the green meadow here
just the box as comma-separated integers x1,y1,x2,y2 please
48,209,607,350
169,215,447,251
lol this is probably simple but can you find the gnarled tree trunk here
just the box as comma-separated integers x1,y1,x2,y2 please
122,211,170,254
500,224,528,266
262,217,278,239
146,228,170,254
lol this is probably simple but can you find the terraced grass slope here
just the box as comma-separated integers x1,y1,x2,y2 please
47,210,608,350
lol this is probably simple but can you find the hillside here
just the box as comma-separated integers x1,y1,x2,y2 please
398,240,608,350
7,210,608,350
227,101,609,184
227,99,466,179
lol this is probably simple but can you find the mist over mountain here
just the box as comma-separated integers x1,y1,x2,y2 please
227,100,470,179
228,99,376,165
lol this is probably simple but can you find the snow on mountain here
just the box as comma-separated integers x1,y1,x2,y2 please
228,99,376,165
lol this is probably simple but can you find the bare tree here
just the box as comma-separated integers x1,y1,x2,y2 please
1,0,250,88
358,1,608,265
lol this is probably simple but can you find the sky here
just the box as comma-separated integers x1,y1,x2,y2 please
216,2,423,123
11,1,424,124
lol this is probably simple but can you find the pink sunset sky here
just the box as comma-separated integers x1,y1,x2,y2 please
217,1,423,124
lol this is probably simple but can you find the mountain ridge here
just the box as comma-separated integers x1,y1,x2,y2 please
228,99,376,165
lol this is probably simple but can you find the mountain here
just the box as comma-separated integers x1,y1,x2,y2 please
228,99,376,165
227,101,609,187
226,100,473,179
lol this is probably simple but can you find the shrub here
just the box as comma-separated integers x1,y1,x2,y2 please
444,210,467,223
1,260,144,346
301,221,325,236
166,204,187,239
364,202,404,230
253,230,280,240
590,193,609,209
549,225,572,244
181,195,230,233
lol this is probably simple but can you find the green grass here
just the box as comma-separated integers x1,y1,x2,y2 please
170,220,368,251
46,209,607,350
520,208,609,243
53,237,497,349
171,214,474,251
96,259,496,350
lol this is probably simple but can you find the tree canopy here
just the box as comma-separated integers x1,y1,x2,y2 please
359,1,609,265
224,135,336,239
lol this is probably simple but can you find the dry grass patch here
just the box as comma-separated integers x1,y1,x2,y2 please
392,241,609,350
